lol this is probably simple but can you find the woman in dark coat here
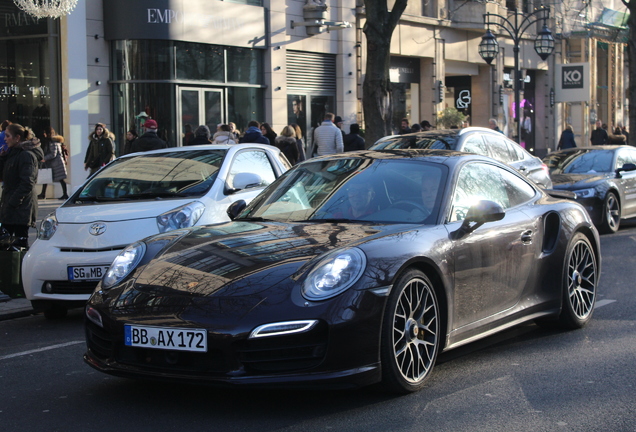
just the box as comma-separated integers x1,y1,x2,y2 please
0,123,43,248
121,129,138,155
557,124,577,150
260,122,277,146
38,126,68,200
84,123,115,176
275,125,300,165
290,123,306,163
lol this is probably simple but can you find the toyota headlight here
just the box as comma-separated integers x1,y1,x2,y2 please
302,248,366,301
38,213,58,240
156,201,205,233
102,242,146,289
573,188,595,199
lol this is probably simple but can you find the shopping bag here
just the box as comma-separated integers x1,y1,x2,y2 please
0,250,26,298
37,168,53,184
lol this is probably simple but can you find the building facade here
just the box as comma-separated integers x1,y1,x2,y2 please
0,0,628,195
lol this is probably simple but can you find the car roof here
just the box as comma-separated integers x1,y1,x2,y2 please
303,148,497,167
376,126,508,142
121,143,280,159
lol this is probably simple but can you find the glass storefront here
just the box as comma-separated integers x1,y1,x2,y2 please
111,40,264,154
0,1,59,138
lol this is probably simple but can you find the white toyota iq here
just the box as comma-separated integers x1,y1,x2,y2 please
23,144,290,318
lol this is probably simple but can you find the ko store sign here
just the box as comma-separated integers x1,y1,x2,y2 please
555,63,589,103
562,65,584,89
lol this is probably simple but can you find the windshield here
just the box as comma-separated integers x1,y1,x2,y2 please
371,135,458,151
75,150,227,202
544,149,615,174
238,158,448,224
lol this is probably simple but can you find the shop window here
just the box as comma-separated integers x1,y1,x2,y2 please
227,87,264,133
175,42,224,82
113,40,173,81
226,47,263,85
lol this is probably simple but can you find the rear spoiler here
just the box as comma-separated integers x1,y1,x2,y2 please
544,189,577,200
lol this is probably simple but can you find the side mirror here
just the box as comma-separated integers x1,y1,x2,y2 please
616,163,636,178
227,172,263,194
227,200,247,220
452,200,505,239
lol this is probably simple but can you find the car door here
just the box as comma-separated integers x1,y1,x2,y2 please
615,148,636,217
445,161,539,331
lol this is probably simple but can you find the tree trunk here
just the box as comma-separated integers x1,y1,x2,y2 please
362,0,408,146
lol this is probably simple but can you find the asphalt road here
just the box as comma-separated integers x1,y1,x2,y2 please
1,223,635,432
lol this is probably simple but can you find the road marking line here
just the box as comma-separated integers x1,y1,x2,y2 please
595,299,616,309
0,341,84,361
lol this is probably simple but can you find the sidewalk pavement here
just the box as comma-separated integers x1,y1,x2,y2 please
0,198,66,321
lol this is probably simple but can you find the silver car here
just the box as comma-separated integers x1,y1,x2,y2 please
371,127,553,189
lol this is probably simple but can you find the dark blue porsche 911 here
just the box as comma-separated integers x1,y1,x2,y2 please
84,150,600,393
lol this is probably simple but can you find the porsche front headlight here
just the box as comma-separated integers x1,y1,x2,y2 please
302,248,367,301
156,201,205,233
38,213,58,240
102,242,146,289
573,188,596,199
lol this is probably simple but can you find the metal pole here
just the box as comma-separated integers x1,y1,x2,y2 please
514,45,521,144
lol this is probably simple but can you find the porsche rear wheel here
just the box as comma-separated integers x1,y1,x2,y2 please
558,233,597,329
600,192,620,234
381,269,440,393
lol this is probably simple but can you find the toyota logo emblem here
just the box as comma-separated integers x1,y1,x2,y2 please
89,223,107,236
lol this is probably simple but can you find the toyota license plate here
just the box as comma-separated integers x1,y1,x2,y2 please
68,265,109,281
124,325,208,352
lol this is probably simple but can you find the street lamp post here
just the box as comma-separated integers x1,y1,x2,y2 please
478,6,555,146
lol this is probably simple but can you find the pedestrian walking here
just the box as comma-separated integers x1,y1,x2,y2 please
290,123,306,163
212,124,236,144
420,120,433,131
0,120,12,154
121,129,138,155
0,123,43,248
557,124,577,150
309,113,344,157
239,121,270,144
38,125,68,200
343,123,365,152
131,119,167,153
398,118,412,134
260,122,277,146
188,125,213,145
84,123,115,176
275,126,300,165
590,120,609,145
489,118,503,133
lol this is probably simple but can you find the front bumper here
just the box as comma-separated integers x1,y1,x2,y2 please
83,285,387,389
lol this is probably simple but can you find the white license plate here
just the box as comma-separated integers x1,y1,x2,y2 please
67,265,109,281
124,325,208,352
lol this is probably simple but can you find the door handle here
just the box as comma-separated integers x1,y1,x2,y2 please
521,230,533,243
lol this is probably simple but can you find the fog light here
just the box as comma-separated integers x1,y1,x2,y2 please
249,320,318,338
85,306,103,328
43,282,53,293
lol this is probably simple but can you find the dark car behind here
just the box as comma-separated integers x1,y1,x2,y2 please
370,127,553,188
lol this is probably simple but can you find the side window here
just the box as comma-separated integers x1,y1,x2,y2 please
504,139,525,162
462,135,489,156
227,150,277,190
483,135,514,163
616,151,628,169
450,163,533,222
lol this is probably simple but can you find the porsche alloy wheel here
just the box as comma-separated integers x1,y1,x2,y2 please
381,269,440,393
600,192,620,234
559,233,597,329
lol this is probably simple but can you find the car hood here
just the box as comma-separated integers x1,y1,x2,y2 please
130,221,401,298
56,199,197,223
550,173,609,189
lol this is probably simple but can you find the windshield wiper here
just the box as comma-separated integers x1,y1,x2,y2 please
308,218,355,223
74,195,128,202
120,191,189,199
234,216,273,222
